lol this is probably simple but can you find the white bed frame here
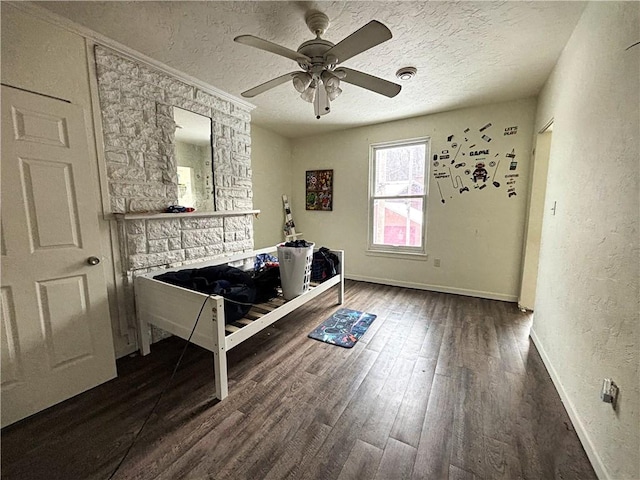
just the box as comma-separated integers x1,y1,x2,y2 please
134,246,344,400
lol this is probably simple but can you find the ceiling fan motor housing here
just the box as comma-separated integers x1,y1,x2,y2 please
297,38,335,72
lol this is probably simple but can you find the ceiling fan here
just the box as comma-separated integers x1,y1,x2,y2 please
234,11,401,119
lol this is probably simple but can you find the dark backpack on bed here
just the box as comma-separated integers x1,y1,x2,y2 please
311,247,339,283
251,265,280,303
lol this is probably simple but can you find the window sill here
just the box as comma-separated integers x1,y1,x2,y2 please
365,249,428,261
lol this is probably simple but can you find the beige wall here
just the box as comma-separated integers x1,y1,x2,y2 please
1,4,92,106
532,2,639,479
251,124,293,248
290,98,536,300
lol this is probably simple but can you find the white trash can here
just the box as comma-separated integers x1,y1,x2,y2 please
277,242,314,300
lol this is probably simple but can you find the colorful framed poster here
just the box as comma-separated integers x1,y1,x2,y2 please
306,169,333,211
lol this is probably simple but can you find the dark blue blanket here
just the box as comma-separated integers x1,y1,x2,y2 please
154,265,256,323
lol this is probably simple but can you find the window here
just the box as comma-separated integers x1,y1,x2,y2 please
368,137,429,255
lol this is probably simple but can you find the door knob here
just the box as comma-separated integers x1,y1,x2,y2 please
87,256,101,266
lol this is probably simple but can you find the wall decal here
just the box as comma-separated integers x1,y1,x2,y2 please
447,168,468,193
437,181,445,203
451,143,462,163
492,160,501,187
472,162,489,183
448,168,460,189
507,149,517,170
505,173,519,197
434,120,523,203
470,149,489,156
447,167,456,184
305,169,333,211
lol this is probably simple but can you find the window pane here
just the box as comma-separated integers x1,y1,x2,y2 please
372,198,424,247
375,144,426,196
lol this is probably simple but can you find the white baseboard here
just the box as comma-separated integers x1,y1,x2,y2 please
345,274,518,302
530,328,608,480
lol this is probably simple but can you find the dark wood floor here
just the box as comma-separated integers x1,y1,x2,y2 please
2,280,597,480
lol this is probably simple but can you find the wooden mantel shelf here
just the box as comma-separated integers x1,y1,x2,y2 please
114,210,260,221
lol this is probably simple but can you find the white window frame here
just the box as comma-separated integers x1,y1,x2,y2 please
367,137,430,256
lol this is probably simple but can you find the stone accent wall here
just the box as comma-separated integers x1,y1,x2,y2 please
94,44,253,215
119,214,254,271
94,45,256,271
94,45,258,346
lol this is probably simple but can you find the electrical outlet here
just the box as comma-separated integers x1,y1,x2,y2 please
434,258,441,267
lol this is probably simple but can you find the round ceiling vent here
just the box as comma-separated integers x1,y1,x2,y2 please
396,67,417,81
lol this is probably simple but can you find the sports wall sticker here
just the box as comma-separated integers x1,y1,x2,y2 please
432,122,520,203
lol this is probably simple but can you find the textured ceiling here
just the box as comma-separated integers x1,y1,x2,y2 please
37,1,586,138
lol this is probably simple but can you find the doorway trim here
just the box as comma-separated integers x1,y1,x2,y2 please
518,118,554,310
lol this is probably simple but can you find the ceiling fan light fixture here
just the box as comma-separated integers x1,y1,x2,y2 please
321,70,342,100
300,81,317,103
326,86,342,101
292,72,312,93
321,70,340,89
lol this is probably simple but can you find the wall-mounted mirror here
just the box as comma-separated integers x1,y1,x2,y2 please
173,107,214,211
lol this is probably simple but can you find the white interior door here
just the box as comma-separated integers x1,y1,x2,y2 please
1,86,116,427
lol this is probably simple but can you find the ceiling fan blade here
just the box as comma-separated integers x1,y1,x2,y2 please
241,72,303,98
324,21,392,64
234,35,311,64
335,67,401,98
